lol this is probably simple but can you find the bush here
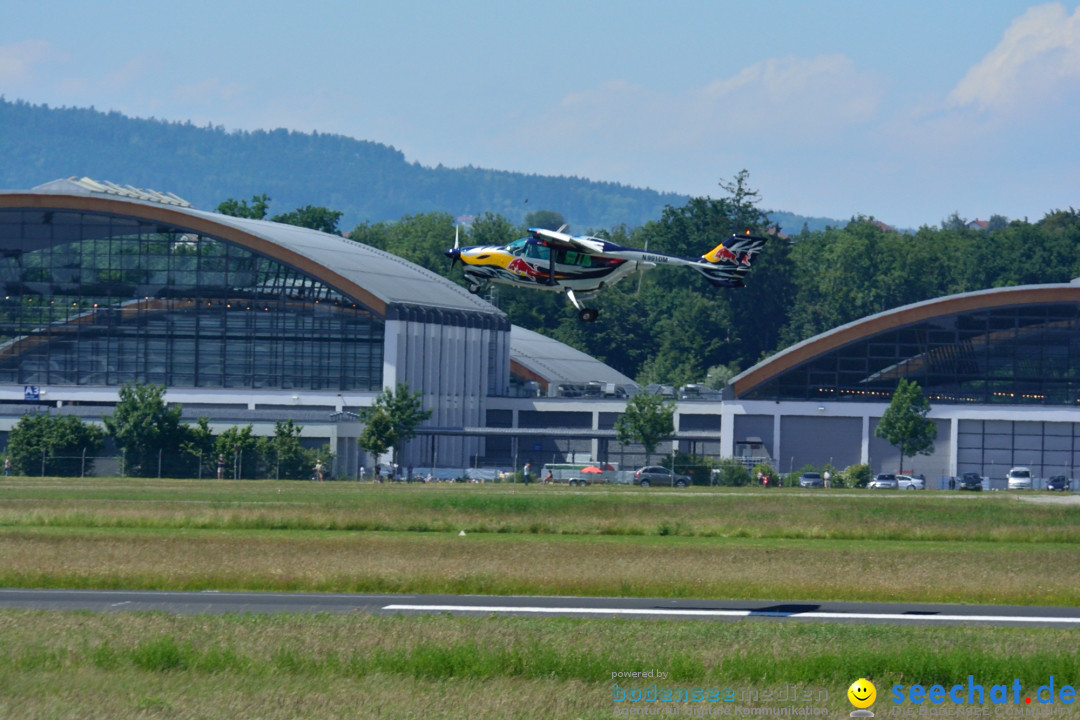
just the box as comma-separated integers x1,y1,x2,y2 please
842,463,871,488
784,464,818,488
751,463,778,486
713,458,752,487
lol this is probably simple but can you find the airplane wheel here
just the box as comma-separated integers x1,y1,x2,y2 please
466,284,482,295
578,308,599,322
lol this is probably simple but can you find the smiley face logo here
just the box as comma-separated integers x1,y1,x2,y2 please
848,678,877,709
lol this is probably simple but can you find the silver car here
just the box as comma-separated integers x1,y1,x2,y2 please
1006,467,1032,490
897,474,925,490
633,466,691,488
868,473,898,489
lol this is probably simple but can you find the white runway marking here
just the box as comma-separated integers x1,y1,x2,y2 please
383,604,1080,624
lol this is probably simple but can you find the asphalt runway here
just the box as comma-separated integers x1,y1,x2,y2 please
2,588,1079,628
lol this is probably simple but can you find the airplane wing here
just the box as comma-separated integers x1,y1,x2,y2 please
529,228,608,255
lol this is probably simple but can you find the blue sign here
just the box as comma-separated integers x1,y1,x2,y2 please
24,385,40,401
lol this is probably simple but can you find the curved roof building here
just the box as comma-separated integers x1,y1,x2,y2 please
732,284,1080,405
0,178,635,469
722,284,1080,483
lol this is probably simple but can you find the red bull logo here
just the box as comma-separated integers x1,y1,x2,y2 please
705,244,738,264
507,257,544,280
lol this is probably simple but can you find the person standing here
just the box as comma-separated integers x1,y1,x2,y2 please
523,460,532,485
217,454,225,480
3,456,10,477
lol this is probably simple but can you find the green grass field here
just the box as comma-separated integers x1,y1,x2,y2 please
1,478,1078,718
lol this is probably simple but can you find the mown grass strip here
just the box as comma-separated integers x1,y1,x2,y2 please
2,479,1078,543
2,527,1080,605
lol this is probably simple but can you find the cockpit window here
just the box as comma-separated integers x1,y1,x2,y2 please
507,238,528,255
524,242,550,260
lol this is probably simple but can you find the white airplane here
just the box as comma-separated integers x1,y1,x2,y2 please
445,227,767,322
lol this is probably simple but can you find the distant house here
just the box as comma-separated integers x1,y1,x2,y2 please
871,220,897,234
966,219,989,231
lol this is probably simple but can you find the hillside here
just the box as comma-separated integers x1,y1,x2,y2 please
0,97,840,234
0,98,690,231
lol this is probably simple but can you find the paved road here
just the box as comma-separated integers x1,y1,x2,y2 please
2,589,1079,628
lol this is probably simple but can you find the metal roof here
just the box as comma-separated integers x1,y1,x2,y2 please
12,178,504,319
730,283,1080,398
510,325,638,388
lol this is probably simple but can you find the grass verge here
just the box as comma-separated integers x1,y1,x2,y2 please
1,610,1078,719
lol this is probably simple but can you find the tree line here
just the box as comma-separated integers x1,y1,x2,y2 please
221,172,1080,387
340,172,1080,387
6,384,328,479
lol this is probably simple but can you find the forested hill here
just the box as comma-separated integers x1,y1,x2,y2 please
0,97,692,230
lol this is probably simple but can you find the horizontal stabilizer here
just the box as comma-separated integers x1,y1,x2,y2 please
694,233,767,287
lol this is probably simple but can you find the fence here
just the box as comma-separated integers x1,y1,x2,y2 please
4,449,327,481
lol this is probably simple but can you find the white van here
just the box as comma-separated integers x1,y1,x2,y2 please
1006,467,1032,490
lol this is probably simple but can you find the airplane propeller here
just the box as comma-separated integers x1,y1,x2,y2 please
445,225,461,270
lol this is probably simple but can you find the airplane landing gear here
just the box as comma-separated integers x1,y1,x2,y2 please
565,289,599,323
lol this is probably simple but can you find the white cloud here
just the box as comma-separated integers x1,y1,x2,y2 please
947,2,1080,113
495,53,884,162
692,54,883,139
0,40,57,85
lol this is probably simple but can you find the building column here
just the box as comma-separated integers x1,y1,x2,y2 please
861,415,871,465
772,412,784,471
948,416,959,478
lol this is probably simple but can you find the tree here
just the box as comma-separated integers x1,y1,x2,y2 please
358,384,432,471
217,194,270,220
104,383,189,477
875,379,937,473
215,425,263,479
614,392,675,465
264,419,311,480
180,416,215,477
271,205,343,234
524,210,566,231
7,414,104,476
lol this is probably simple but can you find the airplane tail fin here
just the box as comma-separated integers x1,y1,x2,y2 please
694,233,767,288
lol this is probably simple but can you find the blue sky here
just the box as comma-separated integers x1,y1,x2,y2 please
3,1,1079,228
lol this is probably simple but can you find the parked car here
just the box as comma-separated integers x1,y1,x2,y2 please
959,472,983,491
633,466,691,488
868,473,899,489
798,471,824,488
1006,466,1033,490
896,474,925,490
1047,475,1072,492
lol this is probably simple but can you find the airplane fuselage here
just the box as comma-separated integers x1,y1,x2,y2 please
456,238,658,295
445,228,766,322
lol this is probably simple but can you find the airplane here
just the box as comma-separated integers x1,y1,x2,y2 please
444,226,767,322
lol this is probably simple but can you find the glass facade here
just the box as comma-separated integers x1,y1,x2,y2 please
744,303,1080,405
0,209,383,390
